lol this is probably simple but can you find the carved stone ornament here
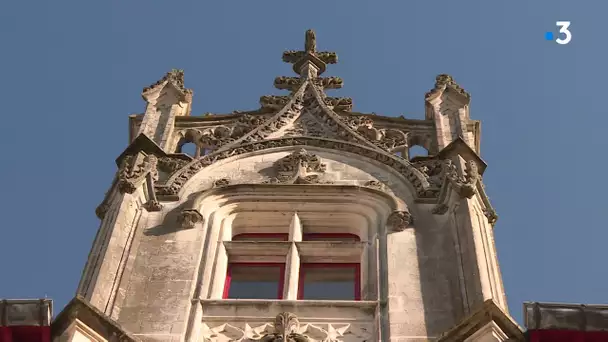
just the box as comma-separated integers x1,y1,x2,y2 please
387,210,413,232
363,180,384,190
282,29,337,76
176,209,203,229
445,159,479,198
213,178,231,188
155,136,436,199
95,202,110,220
251,313,308,342
142,69,192,101
143,199,162,212
425,74,470,101
324,97,352,111
260,95,290,110
117,154,158,194
180,114,267,151
265,149,330,185
158,156,190,174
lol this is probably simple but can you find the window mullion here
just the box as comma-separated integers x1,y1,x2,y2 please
283,213,302,299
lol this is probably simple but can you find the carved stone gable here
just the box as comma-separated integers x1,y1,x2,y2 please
283,110,337,138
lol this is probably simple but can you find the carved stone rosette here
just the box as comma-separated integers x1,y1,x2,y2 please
177,209,203,229
387,210,413,232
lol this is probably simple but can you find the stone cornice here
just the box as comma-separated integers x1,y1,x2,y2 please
438,300,523,341
51,295,139,342
524,302,608,331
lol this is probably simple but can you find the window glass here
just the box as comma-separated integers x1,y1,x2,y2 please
302,233,360,242
224,264,284,299
299,264,359,300
232,233,288,241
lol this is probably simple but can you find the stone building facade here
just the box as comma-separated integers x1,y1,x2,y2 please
48,30,525,341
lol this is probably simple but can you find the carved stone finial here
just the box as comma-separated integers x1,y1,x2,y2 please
141,69,193,101
425,74,470,101
305,29,316,53
387,210,413,232
282,29,337,76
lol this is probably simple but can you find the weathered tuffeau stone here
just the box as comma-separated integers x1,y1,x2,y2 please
55,29,521,342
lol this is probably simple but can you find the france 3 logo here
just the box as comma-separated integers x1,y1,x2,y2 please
545,21,572,45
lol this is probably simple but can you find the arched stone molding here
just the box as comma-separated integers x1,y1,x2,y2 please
155,138,434,201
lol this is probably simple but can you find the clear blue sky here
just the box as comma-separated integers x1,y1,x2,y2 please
1,1,605,326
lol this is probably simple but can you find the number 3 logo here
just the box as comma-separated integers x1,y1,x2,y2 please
556,21,572,45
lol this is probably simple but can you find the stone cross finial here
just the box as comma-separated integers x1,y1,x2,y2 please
304,29,316,53
282,29,337,76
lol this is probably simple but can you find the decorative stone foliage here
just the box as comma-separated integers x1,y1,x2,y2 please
425,74,470,101
117,154,158,194
201,312,373,342
387,210,413,232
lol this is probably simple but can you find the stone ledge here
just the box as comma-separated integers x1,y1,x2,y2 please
197,299,377,322
524,301,608,331
0,299,52,327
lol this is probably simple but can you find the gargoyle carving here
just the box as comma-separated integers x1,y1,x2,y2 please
117,154,158,194
445,159,479,198
387,210,413,232
143,199,162,212
177,209,203,229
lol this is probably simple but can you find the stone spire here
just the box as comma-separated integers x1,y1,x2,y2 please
262,30,351,111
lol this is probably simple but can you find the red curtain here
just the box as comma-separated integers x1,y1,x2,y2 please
529,330,608,342
0,326,50,342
